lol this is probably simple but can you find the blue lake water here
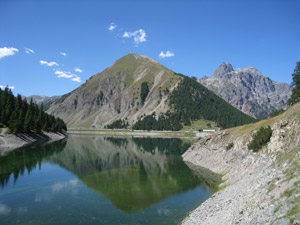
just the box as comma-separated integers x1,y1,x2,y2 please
0,135,220,225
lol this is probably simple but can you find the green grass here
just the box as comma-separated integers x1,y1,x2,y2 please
282,188,296,198
182,119,218,131
216,183,227,192
276,147,300,182
285,205,300,224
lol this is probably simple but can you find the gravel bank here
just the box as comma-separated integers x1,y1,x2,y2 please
0,132,67,153
182,104,300,224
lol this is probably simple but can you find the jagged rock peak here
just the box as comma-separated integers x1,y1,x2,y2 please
199,62,292,119
211,62,234,78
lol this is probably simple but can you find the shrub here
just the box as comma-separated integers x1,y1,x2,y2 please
248,126,273,152
226,142,234,151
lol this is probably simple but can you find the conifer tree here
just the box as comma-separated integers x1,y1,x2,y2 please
288,61,300,105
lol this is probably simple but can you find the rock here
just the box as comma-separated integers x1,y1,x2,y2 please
182,103,300,225
197,63,292,119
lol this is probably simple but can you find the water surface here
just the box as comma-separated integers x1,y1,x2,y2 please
0,136,219,225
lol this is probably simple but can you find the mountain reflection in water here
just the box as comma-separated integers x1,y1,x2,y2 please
0,135,221,225
50,136,207,212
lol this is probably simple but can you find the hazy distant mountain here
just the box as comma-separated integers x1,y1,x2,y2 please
47,54,255,129
22,95,60,106
195,63,292,118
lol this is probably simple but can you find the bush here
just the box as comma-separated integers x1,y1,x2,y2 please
226,142,234,151
248,126,273,152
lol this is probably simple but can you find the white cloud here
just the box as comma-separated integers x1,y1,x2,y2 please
159,51,174,58
25,47,35,55
54,70,81,83
40,60,59,67
55,70,73,78
0,85,15,90
60,52,67,56
72,76,81,82
34,193,52,203
74,67,83,73
0,203,11,215
0,46,19,59
108,23,117,31
122,29,147,45
52,179,79,192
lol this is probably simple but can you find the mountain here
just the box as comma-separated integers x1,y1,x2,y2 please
22,95,60,106
47,53,180,128
195,63,292,119
47,54,255,129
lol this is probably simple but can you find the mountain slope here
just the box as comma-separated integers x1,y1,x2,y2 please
47,54,255,129
195,63,292,119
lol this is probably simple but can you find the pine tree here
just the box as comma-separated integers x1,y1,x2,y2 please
288,61,300,105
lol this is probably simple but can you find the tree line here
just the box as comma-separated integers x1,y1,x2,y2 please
0,87,67,134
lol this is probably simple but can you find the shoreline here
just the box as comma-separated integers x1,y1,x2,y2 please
181,105,300,224
0,132,67,153
67,128,197,138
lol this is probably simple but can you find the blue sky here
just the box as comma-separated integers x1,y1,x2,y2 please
1,0,299,96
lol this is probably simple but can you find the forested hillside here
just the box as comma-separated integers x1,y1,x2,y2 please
0,87,67,134
133,75,256,131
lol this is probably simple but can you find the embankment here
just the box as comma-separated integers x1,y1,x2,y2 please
0,132,67,153
182,103,300,224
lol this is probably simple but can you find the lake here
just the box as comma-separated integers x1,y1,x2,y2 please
0,135,220,225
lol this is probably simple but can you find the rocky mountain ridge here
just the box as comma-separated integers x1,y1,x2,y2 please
195,63,292,118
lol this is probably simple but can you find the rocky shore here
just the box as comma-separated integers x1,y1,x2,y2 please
0,132,67,153
182,103,300,224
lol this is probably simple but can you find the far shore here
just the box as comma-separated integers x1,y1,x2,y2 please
67,128,199,138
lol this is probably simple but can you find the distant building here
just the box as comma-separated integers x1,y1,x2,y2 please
198,129,216,132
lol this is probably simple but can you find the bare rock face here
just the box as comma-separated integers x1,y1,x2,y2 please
47,53,181,128
198,63,292,118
